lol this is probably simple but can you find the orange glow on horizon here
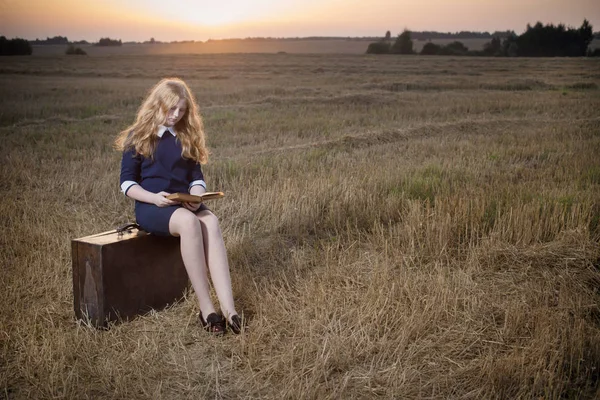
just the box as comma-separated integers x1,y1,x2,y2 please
1,0,598,42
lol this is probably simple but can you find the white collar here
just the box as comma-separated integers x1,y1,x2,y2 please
157,125,177,137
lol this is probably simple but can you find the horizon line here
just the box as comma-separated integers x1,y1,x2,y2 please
20,27,600,44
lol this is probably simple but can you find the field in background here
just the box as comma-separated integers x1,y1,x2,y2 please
29,38,600,56
1,53,599,398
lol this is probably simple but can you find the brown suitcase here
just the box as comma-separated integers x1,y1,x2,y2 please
71,224,189,328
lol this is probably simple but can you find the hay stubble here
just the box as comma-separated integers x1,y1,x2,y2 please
1,54,599,399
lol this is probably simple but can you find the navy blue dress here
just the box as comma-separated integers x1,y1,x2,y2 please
120,130,208,236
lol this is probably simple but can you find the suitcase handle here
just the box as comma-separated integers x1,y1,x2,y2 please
116,223,141,235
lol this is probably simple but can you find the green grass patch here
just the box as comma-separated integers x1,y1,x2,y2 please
403,165,445,203
585,166,600,185
558,195,576,212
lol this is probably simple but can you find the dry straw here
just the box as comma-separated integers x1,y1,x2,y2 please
1,53,599,399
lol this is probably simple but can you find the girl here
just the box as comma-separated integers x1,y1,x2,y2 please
115,78,242,335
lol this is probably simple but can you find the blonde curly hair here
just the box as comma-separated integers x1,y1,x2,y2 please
115,78,209,164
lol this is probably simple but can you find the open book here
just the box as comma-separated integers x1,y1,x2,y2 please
166,191,225,203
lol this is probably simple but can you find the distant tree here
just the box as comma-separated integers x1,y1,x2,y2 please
385,31,391,41
0,36,33,55
366,21,595,58
491,30,516,39
578,19,594,54
455,31,492,39
366,41,391,54
420,42,441,55
482,36,502,56
31,36,69,45
391,30,414,54
501,32,519,57
437,41,468,55
96,38,122,46
410,31,493,40
515,19,593,56
506,42,519,57
65,45,87,55
144,37,163,44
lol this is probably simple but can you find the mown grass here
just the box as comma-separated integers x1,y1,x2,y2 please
1,53,599,399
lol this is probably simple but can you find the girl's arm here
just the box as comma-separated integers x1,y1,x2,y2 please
188,160,206,194
126,185,177,207
181,180,207,211
181,161,207,211
190,184,207,196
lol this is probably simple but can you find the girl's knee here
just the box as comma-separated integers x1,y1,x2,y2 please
170,208,202,236
197,211,221,233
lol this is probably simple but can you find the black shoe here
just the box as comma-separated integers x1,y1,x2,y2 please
228,314,244,335
199,313,226,335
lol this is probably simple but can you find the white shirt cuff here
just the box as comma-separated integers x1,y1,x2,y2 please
189,180,206,191
121,181,138,195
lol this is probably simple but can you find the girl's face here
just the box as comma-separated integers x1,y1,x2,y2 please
165,98,187,127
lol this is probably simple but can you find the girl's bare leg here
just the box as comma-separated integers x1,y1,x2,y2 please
196,210,238,320
169,208,216,319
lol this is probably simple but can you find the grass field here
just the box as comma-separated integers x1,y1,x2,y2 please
1,53,599,399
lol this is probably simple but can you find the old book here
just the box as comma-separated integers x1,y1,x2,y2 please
166,191,224,202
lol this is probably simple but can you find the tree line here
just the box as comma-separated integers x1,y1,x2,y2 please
0,35,125,55
1,23,598,56
409,31,515,40
367,20,598,57
0,36,32,55
96,38,122,47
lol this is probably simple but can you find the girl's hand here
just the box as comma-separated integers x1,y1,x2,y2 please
182,202,201,212
154,191,177,207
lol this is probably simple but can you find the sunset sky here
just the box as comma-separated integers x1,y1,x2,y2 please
1,0,598,42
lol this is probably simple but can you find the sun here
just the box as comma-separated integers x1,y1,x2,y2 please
172,1,262,27
139,0,295,30
183,4,247,27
